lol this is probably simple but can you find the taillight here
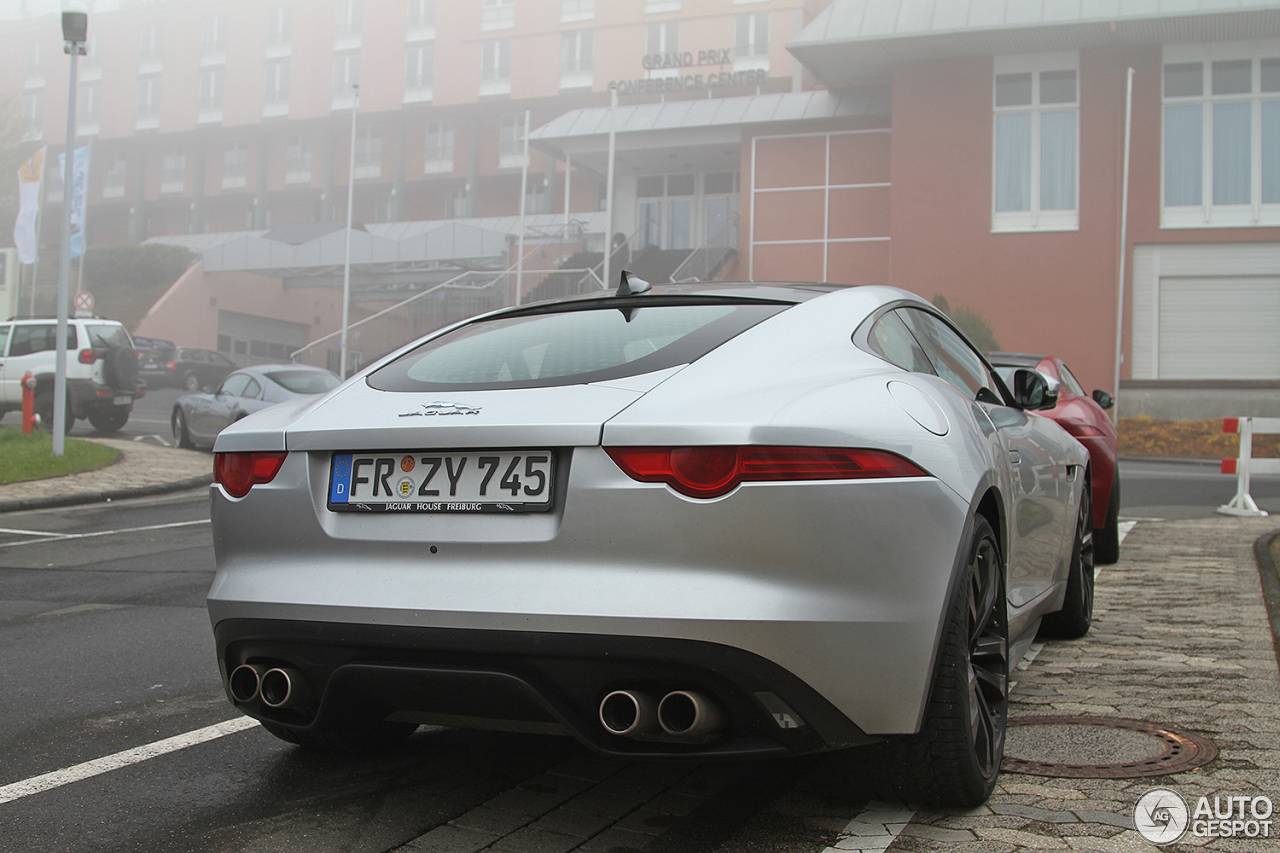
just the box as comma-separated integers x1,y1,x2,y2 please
1062,422,1105,437
214,451,288,498
605,446,929,499
78,349,97,364
166,361,177,371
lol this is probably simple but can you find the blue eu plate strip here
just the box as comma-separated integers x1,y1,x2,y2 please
330,453,352,504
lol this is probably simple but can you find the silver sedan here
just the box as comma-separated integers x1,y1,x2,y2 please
207,279,1091,806
172,364,339,450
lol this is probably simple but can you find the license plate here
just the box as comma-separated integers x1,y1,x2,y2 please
113,396,131,406
328,451,554,513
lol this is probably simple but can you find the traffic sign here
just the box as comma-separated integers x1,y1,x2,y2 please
74,290,94,318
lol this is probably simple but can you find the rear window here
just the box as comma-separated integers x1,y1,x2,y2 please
85,323,132,349
266,370,340,395
368,300,788,391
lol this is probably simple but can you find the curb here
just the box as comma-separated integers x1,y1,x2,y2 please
1255,530,1280,672
0,475,213,514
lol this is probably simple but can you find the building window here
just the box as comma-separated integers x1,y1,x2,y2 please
267,4,291,45
408,0,435,28
499,112,526,168
333,52,360,96
137,76,161,118
992,53,1079,232
26,41,42,75
481,38,511,96
21,91,42,138
203,15,225,54
77,82,100,124
200,68,224,111
405,43,434,88
561,29,592,88
161,149,185,194
335,0,362,38
645,0,681,13
561,0,593,23
734,12,768,58
482,0,514,31
103,155,127,198
424,119,454,173
1163,44,1280,228
646,21,678,55
286,136,312,183
355,127,382,178
265,60,291,104
222,139,248,189
140,24,162,61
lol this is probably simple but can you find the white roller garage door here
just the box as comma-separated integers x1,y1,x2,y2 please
1157,277,1280,379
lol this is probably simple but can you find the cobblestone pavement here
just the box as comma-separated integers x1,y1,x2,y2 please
0,436,212,511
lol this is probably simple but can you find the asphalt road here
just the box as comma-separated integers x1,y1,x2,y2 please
66,385,187,444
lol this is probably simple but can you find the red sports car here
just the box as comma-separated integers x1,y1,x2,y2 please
988,353,1121,564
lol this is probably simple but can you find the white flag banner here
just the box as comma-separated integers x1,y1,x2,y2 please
58,146,90,259
13,147,46,265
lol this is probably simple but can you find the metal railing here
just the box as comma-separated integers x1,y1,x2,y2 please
668,213,740,283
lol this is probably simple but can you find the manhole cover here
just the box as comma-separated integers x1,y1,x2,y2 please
1002,716,1218,779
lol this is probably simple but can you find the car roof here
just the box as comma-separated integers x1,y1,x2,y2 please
509,280,853,313
986,351,1047,367
231,363,333,377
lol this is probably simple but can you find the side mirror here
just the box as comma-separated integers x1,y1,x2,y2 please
1012,368,1058,411
1092,389,1114,410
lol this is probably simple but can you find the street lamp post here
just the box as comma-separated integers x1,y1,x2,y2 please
339,83,359,380
53,10,88,457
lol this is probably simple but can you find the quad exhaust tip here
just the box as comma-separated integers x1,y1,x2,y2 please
228,664,264,704
658,690,723,737
259,667,314,710
599,690,658,736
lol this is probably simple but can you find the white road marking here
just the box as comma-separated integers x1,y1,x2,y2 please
1118,520,1137,544
0,717,258,806
0,519,210,549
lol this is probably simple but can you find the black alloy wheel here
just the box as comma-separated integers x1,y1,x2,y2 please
1094,476,1121,565
184,371,202,392
1040,485,1095,638
874,515,1009,806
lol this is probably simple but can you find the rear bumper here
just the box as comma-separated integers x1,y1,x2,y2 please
213,619,875,758
67,379,135,415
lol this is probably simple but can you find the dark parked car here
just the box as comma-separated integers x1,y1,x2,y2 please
988,352,1121,564
172,364,340,449
140,346,237,392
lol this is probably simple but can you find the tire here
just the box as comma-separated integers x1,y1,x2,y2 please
184,371,202,393
104,346,139,391
88,407,130,433
33,391,75,434
1093,476,1120,565
172,408,194,449
259,720,417,752
1040,485,1095,639
873,515,1009,807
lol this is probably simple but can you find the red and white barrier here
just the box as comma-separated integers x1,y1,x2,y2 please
1218,417,1280,517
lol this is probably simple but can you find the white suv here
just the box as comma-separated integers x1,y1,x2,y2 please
0,318,143,433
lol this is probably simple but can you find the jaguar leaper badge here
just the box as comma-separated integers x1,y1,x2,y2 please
399,401,482,417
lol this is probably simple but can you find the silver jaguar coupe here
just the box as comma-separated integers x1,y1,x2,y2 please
208,277,1092,806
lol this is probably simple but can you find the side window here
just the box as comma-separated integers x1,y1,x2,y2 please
867,310,934,374
218,373,251,397
241,377,262,399
0,325,9,356
8,324,77,356
1058,363,1086,397
899,309,1000,401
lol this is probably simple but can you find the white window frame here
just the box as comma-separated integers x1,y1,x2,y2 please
137,75,161,129
481,38,511,96
561,0,594,23
203,15,225,55
1162,40,1280,229
77,81,100,126
264,59,290,108
991,52,1080,233
268,4,291,45
335,0,362,37
21,91,42,139
354,127,382,179
482,0,514,31
734,11,769,73
560,29,592,89
332,51,360,107
424,119,454,174
222,139,248,190
405,42,434,101
103,155,127,198
199,68,224,111
161,148,185,194
499,112,526,169
285,136,312,184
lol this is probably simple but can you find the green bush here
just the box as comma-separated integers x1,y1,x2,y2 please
932,294,1000,352
84,243,195,332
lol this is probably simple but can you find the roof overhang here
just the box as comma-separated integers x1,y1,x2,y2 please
789,1,1280,84
528,89,890,177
